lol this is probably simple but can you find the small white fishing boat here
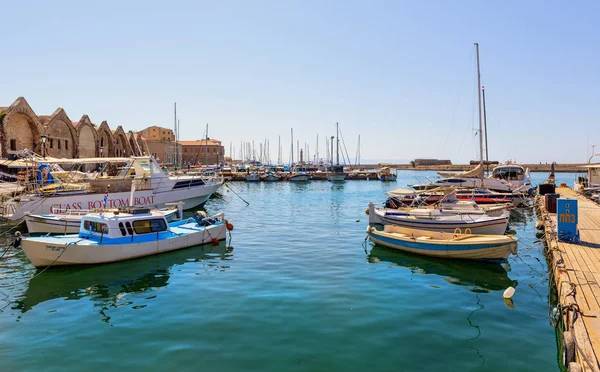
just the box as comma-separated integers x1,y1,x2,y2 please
367,202,509,235
21,207,230,268
367,225,518,261
379,167,397,182
289,167,310,182
262,171,281,182
25,205,181,234
245,171,261,182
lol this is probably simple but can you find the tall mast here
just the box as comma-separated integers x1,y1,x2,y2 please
278,135,281,165
475,43,484,186
336,122,340,165
316,134,319,163
482,85,489,166
174,102,177,167
330,136,334,166
291,128,294,165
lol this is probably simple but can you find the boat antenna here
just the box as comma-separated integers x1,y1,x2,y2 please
475,43,484,187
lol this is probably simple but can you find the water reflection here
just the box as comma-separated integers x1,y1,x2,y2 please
13,241,233,318
367,245,515,292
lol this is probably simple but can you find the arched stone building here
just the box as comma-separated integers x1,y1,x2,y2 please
113,126,133,157
96,121,115,157
74,115,98,158
0,97,44,157
40,108,77,158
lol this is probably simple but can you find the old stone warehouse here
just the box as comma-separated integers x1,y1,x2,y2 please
0,97,225,164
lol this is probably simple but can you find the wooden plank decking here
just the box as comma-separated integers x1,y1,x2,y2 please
536,186,600,372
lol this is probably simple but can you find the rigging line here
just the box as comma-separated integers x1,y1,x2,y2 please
441,47,474,159
456,49,479,160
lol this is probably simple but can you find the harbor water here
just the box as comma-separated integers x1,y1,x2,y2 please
0,171,574,371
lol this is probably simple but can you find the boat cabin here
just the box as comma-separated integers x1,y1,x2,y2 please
576,164,600,190
490,165,527,182
78,207,170,241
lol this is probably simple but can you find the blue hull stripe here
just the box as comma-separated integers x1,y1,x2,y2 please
371,233,510,251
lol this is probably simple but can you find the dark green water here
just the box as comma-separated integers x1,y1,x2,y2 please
0,171,572,371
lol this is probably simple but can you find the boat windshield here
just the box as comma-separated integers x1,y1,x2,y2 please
83,220,108,234
132,218,168,234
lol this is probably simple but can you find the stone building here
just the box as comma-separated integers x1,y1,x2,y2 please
180,139,225,165
139,126,175,141
0,97,144,159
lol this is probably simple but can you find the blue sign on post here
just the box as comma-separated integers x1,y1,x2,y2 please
557,198,579,243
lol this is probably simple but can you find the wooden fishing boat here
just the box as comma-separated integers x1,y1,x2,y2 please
367,225,518,261
21,207,230,268
367,202,510,235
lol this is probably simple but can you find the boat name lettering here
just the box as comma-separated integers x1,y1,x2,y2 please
45,245,65,251
50,196,156,213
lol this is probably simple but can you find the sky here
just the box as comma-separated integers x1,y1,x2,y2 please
2,0,599,164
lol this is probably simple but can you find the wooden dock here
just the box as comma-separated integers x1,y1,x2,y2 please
536,186,600,372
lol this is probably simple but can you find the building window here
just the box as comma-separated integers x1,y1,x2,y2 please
101,137,104,147
116,138,119,145
213,148,216,153
50,138,54,149
10,139,16,151
65,140,69,150
58,140,61,149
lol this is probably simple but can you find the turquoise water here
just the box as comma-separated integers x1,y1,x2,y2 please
0,171,574,371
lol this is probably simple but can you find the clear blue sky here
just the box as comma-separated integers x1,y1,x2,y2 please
2,0,599,164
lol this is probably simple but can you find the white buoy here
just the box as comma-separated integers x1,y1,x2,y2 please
503,286,516,299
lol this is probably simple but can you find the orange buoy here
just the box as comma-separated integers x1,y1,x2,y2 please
226,220,234,231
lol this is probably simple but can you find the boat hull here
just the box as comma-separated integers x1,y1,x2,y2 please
327,174,346,182
6,183,221,220
290,174,310,182
368,228,516,260
21,222,227,267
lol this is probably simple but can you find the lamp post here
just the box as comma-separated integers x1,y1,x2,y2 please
41,135,47,158
100,147,103,158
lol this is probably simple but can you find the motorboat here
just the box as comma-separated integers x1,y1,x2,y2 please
574,163,600,195
379,167,397,182
0,156,223,220
25,204,182,234
262,170,281,182
245,170,261,182
21,207,230,267
367,202,510,235
289,167,310,182
367,225,518,261
328,165,346,182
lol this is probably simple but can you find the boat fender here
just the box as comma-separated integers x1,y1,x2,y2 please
365,208,369,215
503,286,515,299
11,231,22,248
225,220,234,231
510,241,518,255
535,220,544,230
366,226,373,234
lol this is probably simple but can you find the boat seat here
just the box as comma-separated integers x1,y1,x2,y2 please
391,233,407,237
416,236,432,240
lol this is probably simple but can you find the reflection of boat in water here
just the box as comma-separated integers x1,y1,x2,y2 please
14,241,232,315
367,245,515,292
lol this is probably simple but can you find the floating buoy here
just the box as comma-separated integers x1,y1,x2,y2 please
225,220,234,231
366,226,373,234
11,231,22,248
211,238,219,245
503,286,515,299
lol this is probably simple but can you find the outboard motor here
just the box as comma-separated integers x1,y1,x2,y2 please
194,211,216,226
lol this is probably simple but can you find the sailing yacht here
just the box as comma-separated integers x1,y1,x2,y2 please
327,122,346,182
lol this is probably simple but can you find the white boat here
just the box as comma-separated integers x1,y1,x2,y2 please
367,202,510,235
575,163,600,194
25,205,181,234
262,170,281,182
367,225,518,261
21,207,229,268
290,167,310,182
245,170,261,182
0,156,222,220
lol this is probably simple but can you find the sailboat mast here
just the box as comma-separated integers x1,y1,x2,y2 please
336,122,340,165
291,128,294,165
475,43,484,186
316,134,319,164
278,135,281,165
174,102,178,167
330,136,334,166
482,85,489,164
